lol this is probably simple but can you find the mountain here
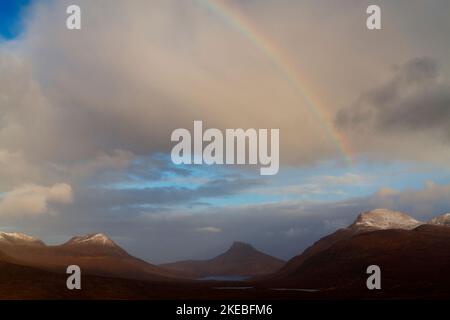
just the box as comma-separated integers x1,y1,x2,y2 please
61,233,129,256
160,241,285,278
2,210,450,299
273,225,450,296
270,210,450,298
0,232,176,281
428,213,450,226
349,208,421,231
276,209,422,278
0,232,45,247
0,249,189,299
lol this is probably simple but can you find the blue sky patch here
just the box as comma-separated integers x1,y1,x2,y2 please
0,0,33,40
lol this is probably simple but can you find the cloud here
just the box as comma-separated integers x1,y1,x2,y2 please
0,1,449,188
1,0,450,263
75,175,262,212
5,178,450,263
11,0,441,170
335,57,450,164
313,173,372,186
249,172,372,199
196,226,222,233
365,181,450,217
282,227,309,238
336,57,450,133
107,180,450,263
0,183,73,216
55,149,135,184
0,149,41,191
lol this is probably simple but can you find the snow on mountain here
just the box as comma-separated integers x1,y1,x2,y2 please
0,232,45,246
428,213,450,226
64,233,117,247
61,232,130,256
349,209,422,231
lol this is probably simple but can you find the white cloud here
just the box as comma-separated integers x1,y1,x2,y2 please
315,173,372,186
283,227,309,238
366,181,450,217
195,226,222,234
0,183,73,216
0,149,40,191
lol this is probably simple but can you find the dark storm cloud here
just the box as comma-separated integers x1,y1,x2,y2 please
336,57,450,136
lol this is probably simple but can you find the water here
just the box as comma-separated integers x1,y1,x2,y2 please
271,288,319,292
196,275,251,281
213,286,254,290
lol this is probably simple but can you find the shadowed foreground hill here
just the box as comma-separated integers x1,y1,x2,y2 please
0,251,316,300
268,210,450,298
275,209,421,278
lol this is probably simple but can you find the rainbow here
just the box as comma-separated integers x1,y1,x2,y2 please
197,0,353,165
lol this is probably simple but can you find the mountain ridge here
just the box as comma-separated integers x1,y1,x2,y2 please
0,232,46,247
349,208,422,231
428,212,450,226
2,209,450,298
270,209,450,294
2,208,450,285
0,231,176,281
275,208,431,278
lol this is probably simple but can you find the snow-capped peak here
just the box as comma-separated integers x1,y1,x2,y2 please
350,209,422,231
0,232,45,246
65,233,116,247
428,213,450,226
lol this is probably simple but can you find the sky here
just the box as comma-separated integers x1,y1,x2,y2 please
0,0,31,39
0,0,450,263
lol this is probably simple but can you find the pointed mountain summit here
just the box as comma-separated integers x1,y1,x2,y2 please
62,233,127,256
428,213,450,226
229,241,255,251
64,233,116,246
217,241,262,260
160,241,285,278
